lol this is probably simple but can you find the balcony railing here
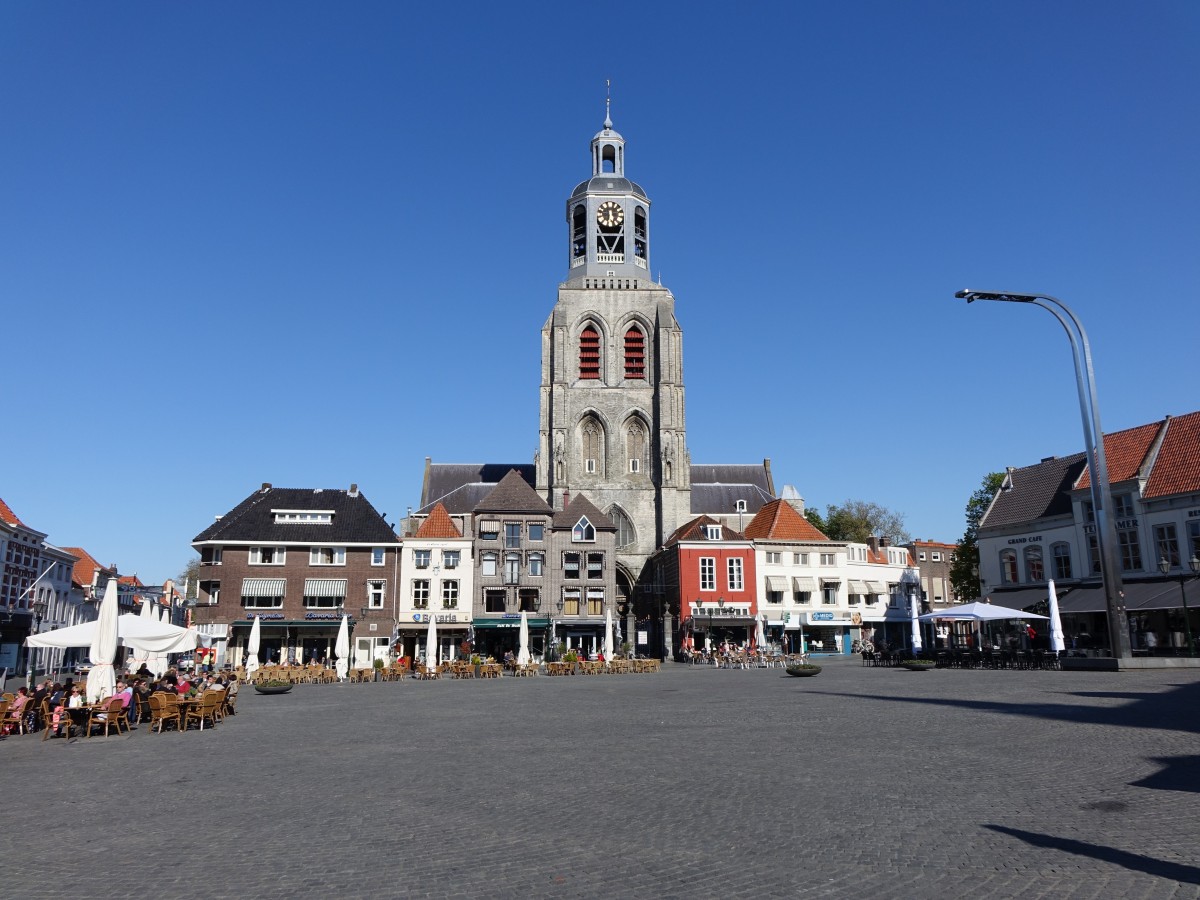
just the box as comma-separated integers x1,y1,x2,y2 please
596,253,624,264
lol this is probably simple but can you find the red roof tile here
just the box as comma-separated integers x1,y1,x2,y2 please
1143,411,1200,499
743,500,829,542
414,503,462,539
61,547,114,588
1076,420,1163,490
665,515,745,545
0,498,23,527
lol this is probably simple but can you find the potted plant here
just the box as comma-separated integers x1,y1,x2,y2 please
253,679,293,694
471,654,483,678
899,659,937,671
785,662,822,677
563,649,579,672
373,658,385,681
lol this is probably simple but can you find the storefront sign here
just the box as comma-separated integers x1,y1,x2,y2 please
409,613,464,624
245,613,285,620
304,612,344,620
807,611,856,625
1006,535,1043,545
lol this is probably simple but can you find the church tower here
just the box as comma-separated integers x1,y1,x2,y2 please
536,103,691,603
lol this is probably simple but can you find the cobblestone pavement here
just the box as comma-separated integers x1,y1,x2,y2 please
3,658,1199,899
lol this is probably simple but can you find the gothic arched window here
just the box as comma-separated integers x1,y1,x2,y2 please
633,206,647,263
626,420,647,475
571,205,586,260
579,325,601,380
581,417,604,475
623,326,645,380
610,506,636,550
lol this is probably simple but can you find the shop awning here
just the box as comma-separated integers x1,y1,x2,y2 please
479,520,500,533
866,581,888,594
473,618,549,629
848,580,869,595
793,577,818,592
303,579,348,598
765,576,790,592
821,578,841,586
241,578,286,598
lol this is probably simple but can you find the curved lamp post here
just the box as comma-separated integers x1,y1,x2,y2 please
955,289,1132,660
1158,555,1199,657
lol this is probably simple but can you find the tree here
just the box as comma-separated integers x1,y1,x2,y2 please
817,499,910,544
949,472,1005,601
803,507,827,534
177,556,201,598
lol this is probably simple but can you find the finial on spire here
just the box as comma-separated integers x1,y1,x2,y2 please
604,79,612,129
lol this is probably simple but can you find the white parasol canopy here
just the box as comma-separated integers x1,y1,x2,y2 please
910,594,923,654
602,608,614,663
126,599,154,672
334,614,350,681
86,579,120,704
754,614,767,651
246,615,262,676
150,605,169,676
425,613,439,672
517,610,530,666
918,601,1048,622
27,612,198,654
1047,580,1067,653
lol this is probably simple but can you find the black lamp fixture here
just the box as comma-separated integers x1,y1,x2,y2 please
1158,555,1198,657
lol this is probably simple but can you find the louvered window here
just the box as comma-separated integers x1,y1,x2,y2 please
624,327,645,379
580,326,600,379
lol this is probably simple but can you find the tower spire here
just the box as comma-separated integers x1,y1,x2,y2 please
604,79,612,129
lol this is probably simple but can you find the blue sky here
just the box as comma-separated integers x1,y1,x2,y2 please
2,1,1197,584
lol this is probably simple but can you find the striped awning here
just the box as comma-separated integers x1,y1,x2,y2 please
241,578,286,598
821,578,842,587
479,520,500,533
765,576,790,592
848,580,870,595
793,577,818,592
303,579,348,598
866,581,888,594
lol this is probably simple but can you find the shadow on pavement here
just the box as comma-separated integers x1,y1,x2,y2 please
985,824,1200,886
1131,755,1200,794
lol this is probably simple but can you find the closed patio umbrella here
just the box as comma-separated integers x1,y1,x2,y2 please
86,579,119,704
910,594,923,655
334,614,350,681
517,610,530,667
602,608,613,664
425,612,439,672
246,614,262,676
755,614,767,651
1047,580,1066,653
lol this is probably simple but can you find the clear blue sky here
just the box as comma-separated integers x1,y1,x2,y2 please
3,1,1197,584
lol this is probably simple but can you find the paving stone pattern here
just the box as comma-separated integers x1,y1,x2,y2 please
2,659,1199,899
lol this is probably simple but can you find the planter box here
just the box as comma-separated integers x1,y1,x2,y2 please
785,665,822,677
253,684,293,694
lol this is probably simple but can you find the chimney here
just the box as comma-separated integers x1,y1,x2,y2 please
867,536,879,553
563,490,570,509
879,535,891,548
261,482,272,493
349,483,359,498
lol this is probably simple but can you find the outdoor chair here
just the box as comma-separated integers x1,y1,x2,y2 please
87,698,125,738
41,698,72,741
149,692,182,733
2,699,32,735
186,691,222,730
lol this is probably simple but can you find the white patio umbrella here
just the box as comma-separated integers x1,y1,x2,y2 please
602,608,614,664
755,614,767,651
517,610,530,667
910,594,923,655
127,599,154,673
334,614,350,681
150,605,169,677
425,613,439,672
28,613,197,654
1047,580,1067,653
246,614,262,676
86,579,119,703
918,601,1049,623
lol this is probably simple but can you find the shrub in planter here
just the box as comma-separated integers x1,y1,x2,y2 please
785,663,822,677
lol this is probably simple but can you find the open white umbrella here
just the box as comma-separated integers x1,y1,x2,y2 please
910,594,923,655
150,605,168,677
246,615,262,676
517,610,530,667
126,599,154,673
918,601,1049,622
334,614,350,681
27,613,198,653
86,579,119,703
425,612,439,673
602,608,613,664
1047,580,1066,653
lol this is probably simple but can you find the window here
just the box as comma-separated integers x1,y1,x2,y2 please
705,525,721,540
528,524,544,542
587,588,604,616
563,588,580,616
442,580,458,609
699,557,715,591
412,580,429,609
1087,534,1101,575
613,507,636,550
820,553,836,567
794,590,811,605
766,590,783,605
822,583,838,605
931,552,941,562
443,550,460,569
1082,501,1095,523
273,510,332,524
633,206,648,261
479,523,500,541
504,553,521,584
794,553,807,565
309,547,345,566
1118,528,1142,572
304,588,345,609
581,418,603,475
563,552,580,580
371,548,386,566
529,552,544,576
1051,542,1072,580
519,589,539,613
200,546,223,565
579,325,601,380
367,580,386,608
485,589,506,613
587,552,604,579
727,558,744,591
481,552,498,577
918,552,927,561
414,549,432,569
1190,522,1200,563
199,580,220,605
624,327,645,379
249,547,285,565
505,523,521,549
626,421,646,474
1113,493,1135,519
766,552,781,565
1000,549,1018,584
1156,524,1180,568
571,204,586,259
1024,545,1044,582
241,591,282,609
573,517,596,542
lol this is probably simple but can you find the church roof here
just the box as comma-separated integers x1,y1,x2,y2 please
420,463,535,513
552,494,617,531
475,470,554,515
743,499,830,542
570,177,648,200
690,483,775,516
414,503,462,539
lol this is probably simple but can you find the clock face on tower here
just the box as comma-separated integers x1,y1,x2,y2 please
596,201,624,229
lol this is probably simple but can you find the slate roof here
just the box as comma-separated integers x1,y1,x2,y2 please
690,483,776,516
743,499,829,542
422,463,535,511
1076,420,1162,490
474,470,554,515
552,494,617,531
0,498,23,527
192,486,399,544
691,463,773,492
414,503,462,539
980,453,1087,530
665,514,746,546
1143,411,1200,499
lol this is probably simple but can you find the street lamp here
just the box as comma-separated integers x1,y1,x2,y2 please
1158,555,1198,657
26,596,48,688
956,289,1132,660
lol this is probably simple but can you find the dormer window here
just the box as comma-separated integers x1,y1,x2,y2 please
705,525,722,540
273,510,333,524
572,517,596,542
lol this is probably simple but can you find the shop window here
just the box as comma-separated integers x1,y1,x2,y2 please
1000,549,1018,584
1051,543,1072,580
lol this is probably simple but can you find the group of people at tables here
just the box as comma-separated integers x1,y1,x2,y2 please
4,665,238,738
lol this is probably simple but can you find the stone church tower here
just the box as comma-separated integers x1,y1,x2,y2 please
536,105,691,601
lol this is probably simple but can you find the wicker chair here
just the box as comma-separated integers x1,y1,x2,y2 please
42,698,72,741
2,698,32,735
149,692,182,733
186,691,222,731
86,697,126,738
